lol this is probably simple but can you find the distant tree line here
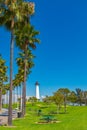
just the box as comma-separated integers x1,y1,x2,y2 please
42,88,87,113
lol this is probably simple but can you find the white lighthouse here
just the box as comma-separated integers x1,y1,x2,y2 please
35,81,40,100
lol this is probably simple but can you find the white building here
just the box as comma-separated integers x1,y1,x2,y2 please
35,81,40,100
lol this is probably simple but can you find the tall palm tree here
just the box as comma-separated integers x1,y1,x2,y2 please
0,0,35,125
0,0,23,125
16,50,35,116
15,5,40,115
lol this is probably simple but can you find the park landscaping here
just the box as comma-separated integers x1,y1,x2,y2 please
0,102,87,130
0,1,87,129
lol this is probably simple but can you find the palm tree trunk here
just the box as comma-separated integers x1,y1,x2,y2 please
17,86,18,109
22,61,26,116
13,88,15,104
7,91,9,104
19,84,22,110
22,82,24,117
24,58,27,115
0,88,2,111
22,45,27,117
8,30,14,126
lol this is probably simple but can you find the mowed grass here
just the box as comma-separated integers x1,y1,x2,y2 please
0,103,87,130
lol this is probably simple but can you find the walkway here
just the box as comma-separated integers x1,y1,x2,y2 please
0,109,17,125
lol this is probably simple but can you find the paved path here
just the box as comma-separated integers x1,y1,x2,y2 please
0,109,17,125
0,116,8,125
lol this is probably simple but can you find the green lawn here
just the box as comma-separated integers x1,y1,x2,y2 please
0,103,87,130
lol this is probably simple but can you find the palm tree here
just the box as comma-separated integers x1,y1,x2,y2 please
16,50,35,116
0,0,35,125
15,7,40,116
0,0,23,125
0,54,8,111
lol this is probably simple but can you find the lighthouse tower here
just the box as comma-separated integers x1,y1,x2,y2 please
35,81,40,100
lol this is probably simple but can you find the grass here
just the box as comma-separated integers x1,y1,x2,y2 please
0,102,87,130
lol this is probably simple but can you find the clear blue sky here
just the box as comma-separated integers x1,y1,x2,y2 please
0,0,87,96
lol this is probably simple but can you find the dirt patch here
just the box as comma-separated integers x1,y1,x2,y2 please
36,121,61,124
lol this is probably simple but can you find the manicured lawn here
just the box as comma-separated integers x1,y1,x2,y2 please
0,103,87,130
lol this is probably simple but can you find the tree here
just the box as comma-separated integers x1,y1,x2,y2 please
58,88,70,113
43,95,53,105
0,54,8,111
83,91,87,106
0,0,24,125
15,23,40,117
0,0,35,125
16,50,34,116
53,91,64,114
68,91,77,106
78,91,87,106
76,88,82,106
14,1,39,117
28,96,37,106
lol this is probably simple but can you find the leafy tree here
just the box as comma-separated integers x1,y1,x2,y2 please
68,91,77,105
81,91,87,106
53,91,64,113
43,95,53,105
58,88,70,113
28,96,37,106
76,88,82,106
